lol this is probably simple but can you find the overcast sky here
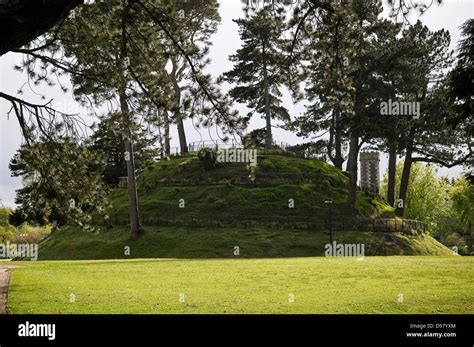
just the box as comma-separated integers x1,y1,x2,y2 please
0,0,473,208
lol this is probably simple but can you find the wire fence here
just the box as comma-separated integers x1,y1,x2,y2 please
103,212,427,233
166,140,327,161
185,140,292,153
137,171,347,189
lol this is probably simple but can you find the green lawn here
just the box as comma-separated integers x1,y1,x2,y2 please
3,256,473,314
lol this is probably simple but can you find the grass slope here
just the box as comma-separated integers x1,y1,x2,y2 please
4,256,473,314
108,153,394,223
37,226,454,260
36,153,447,260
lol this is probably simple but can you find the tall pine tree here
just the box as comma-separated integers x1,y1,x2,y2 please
223,7,289,148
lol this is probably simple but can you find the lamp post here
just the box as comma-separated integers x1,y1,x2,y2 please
324,180,333,245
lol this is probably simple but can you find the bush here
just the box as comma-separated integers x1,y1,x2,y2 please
198,147,217,171
0,228,14,242
285,141,326,158
8,232,45,244
8,209,26,227
242,128,269,148
0,222,51,244
0,207,11,226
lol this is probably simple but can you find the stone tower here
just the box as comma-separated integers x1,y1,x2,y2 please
359,150,380,194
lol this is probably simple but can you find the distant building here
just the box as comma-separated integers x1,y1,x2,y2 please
359,150,380,194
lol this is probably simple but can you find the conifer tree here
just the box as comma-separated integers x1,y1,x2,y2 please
224,7,289,148
13,0,241,239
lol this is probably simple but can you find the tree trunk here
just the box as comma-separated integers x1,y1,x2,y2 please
397,130,414,217
347,132,359,213
120,1,141,240
119,90,141,240
387,139,397,207
333,131,344,170
346,147,352,172
172,85,188,154
176,119,188,154
163,112,171,157
262,46,272,149
329,110,344,169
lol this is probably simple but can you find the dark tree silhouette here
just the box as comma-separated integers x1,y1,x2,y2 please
0,0,83,56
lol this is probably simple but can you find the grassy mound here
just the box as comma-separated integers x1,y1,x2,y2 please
37,225,454,260
35,152,451,260
108,153,394,224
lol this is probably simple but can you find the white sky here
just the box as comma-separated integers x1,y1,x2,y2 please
0,0,473,207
